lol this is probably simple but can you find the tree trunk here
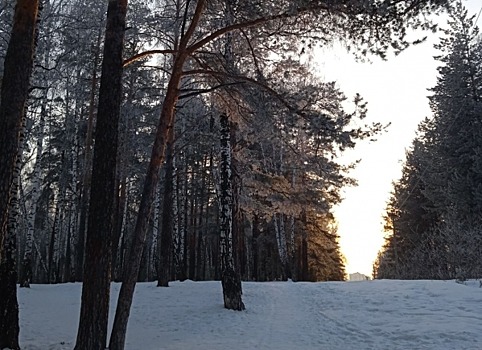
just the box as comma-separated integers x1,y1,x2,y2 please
109,51,187,350
76,28,102,281
299,211,309,281
274,214,288,279
0,0,39,266
0,203,19,350
109,2,206,348
219,114,244,311
0,120,24,350
157,128,175,287
251,214,260,281
0,1,39,348
20,84,46,288
74,0,128,349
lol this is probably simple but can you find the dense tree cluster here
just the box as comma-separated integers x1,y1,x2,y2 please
374,2,482,280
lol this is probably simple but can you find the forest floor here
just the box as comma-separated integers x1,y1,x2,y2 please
17,279,482,349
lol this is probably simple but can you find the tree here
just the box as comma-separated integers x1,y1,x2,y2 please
0,0,39,348
219,114,245,310
74,0,128,349
375,2,482,279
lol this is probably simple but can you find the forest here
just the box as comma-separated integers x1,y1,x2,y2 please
374,2,482,281
0,0,452,349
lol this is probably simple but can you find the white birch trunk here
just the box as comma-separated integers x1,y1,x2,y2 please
219,114,244,310
274,214,288,267
21,101,45,287
172,155,183,278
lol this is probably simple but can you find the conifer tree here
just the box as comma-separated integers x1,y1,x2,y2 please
375,2,482,279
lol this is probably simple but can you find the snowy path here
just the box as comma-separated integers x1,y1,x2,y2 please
18,279,482,349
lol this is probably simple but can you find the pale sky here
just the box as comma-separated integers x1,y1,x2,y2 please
316,0,482,277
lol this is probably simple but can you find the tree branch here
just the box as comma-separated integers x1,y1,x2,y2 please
182,69,300,116
179,0,206,51
186,3,334,54
179,82,245,100
122,49,177,67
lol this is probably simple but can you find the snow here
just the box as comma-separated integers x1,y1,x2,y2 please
17,279,482,350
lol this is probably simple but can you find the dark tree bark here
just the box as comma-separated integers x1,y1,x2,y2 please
0,150,22,349
157,128,175,287
76,29,102,282
0,210,19,350
0,1,39,348
299,211,309,281
219,114,244,311
109,53,184,349
108,2,206,348
74,1,128,349
0,0,38,267
251,214,260,281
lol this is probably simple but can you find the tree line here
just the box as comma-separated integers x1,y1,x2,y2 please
374,2,482,281
0,0,451,349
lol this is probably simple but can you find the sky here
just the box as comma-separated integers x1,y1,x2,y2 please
315,0,482,277
18,280,482,349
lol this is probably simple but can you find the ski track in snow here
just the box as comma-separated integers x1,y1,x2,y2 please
17,279,482,350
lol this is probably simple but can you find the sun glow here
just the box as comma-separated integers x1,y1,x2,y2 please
315,0,482,277
314,32,440,277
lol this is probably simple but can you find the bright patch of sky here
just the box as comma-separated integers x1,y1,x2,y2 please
313,0,482,277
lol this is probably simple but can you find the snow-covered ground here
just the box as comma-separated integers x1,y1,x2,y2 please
18,279,482,350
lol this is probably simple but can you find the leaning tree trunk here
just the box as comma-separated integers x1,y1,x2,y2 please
0,1,39,348
108,1,207,347
108,52,186,350
219,114,245,311
74,1,128,349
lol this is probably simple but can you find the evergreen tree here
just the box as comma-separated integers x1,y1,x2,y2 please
375,3,482,279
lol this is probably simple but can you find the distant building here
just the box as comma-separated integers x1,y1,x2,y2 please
349,272,370,281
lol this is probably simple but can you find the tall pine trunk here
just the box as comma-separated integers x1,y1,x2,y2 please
0,0,39,348
76,29,102,281
0,0,39,268
0,119,24,350
74,0,128,349
157,128,175,287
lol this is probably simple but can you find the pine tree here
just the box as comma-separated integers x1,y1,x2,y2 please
0,0,39,348
74,0,128,349
375,3,482,279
